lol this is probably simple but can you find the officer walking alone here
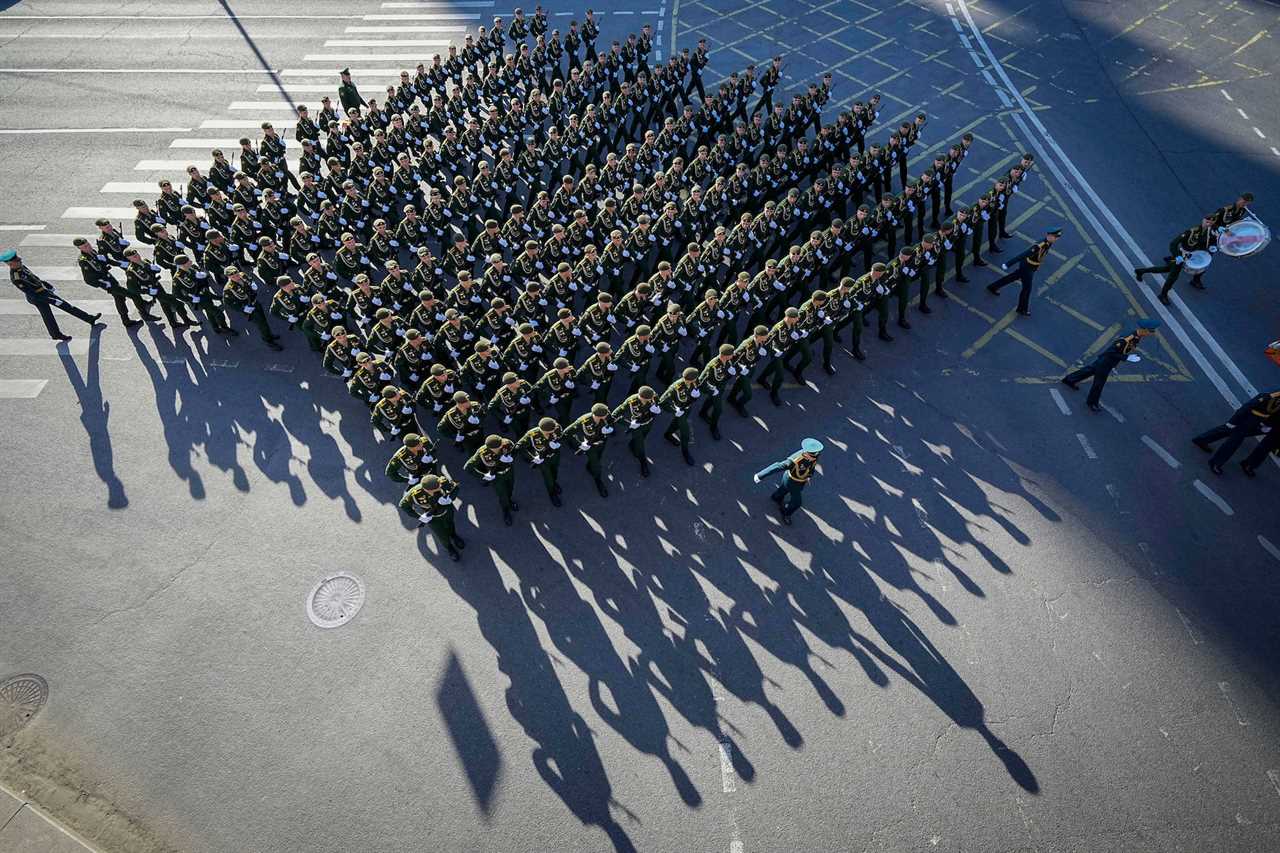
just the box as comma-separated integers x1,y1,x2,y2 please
753,437,824,525
1061,319,1159,411
986,227,1061,316
4,250,103,340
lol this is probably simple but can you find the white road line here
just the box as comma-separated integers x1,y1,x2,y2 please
302,53,446,61
362,14,481,21
0,225,45,231
101,181,169,193
1220,89,1233,102
134,159,294,171
21,233,86,247
980,69,995,86
1272,146,1280,157
1101,402,1125,423
254,84,337,93
0,14,381,20
1075,432,1097,459
1140,435,1180,469
1048,387,1071,415
0,68,281,74
1258,535,1280,563
1252,127,1266,139
322,39,450,47
1192,479,1233,516
199,119,297,129
1,33,359,40
381,1,494,6
27,267,79,281
1217,681,1249,726
1174,608,1202,645
717,740,737,793
228,101,305,110
1236,108,1249,120
62,207,136,219
0,379,49,399
0,126,191,134
343,25,468,32
0,339,91,356
0,299,115,315
169,138,249,148
951,18,963,32
279,68,405,76
955,0,1258,412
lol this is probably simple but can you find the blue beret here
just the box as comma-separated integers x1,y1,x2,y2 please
0,250,16,262
801,438,824,454
1046,226,1063,236
1137,319,1160,330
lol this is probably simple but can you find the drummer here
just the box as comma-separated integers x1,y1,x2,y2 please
1212,192,1254,230
1134,215,1217,305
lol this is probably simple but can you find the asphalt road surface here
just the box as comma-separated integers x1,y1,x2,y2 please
2,1,1279,852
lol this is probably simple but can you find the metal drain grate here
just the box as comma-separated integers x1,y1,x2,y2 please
305,572,366,628
0,674,48,736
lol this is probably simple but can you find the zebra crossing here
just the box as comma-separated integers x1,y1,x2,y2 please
4,0,666,399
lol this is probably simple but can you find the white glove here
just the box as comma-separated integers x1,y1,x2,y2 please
752,474,761,483
483,473,495,481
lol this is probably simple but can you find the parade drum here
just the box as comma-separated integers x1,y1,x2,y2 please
1266,340,1280,368
1218,218,1271,258
1183,250,1212,272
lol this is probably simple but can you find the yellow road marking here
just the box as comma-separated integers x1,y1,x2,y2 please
1045,297,1105,332
961,309,1017,358
1081,323,1123,361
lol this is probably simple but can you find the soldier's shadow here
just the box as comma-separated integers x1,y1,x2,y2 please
126,325,383,521
60,326,128,509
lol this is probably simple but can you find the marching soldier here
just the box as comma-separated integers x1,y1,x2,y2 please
385,432,438,486
3,250,103,340
516,416,566,506
986,227,1061,316
371,385,420,438
222,267,283,348
269,275,307,330
124,248,195,329
759,306,803,406
824,275,864,365
438,390,488,452
1134,215,1217,305
489,371,536,435
535,356,577,423
887,246,918,331
565,402,614,498
1192,389,1280,475
576,340,618,404
172,255,232,335
400,474,465,561
74,237,152,326
615,324,657,394
415,363,458,415
464,434,520,525
611,385,661,477
752,437,824,525
322,326,358,377
727,325,771,417
697,343,736,440
659,367,702,466
1240,412,1280,479
1061,319,1159,411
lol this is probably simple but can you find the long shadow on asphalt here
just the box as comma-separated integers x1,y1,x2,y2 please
60,326,128,510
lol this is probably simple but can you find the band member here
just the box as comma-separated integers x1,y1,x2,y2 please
1134,216,1217,304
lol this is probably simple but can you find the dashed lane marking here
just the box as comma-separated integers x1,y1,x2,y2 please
1268,770,1280,798
1252,127,1266,139
1140,435,1180,469
1217,681,1249,726
1075,432,1097,460
718,740,737,793
1048,387,1071,415
1220,89,1233,102
1101,403,1125,423
0,225,46,231
0,380,49,399
1174,608,1202,646
1192,479,1233,516
20,233,85,247
1258,536,1280,563
1236,108,1249,120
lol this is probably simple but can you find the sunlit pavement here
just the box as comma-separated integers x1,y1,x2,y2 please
1,1,1278,851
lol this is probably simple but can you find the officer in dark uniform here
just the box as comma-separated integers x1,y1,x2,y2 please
611,385,660,477
986,227,1061,316
338,68,366,113
1192,390,1280,475
565,402,614,498
74,237,152,326
1061,319,1159,411
516,416,565,506
464,434,519,525
4,250,102,340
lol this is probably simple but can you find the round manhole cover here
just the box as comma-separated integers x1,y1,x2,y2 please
306,572,366,628
0,674,49,736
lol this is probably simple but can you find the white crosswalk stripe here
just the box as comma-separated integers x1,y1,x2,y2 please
0,379,50,399
254,84,338,93
323,39,450,47
25,268,80,282
21,233,86,247
169,138,250,148
101,182,173,194
280,68,405,76
302,53,447,61
0,299,116,315
228,101,306,110
134,159,299,171
0,339,92,356
199,119,299,129
381,1,494,6
343,25,468,32
62,207,137,219
362,13,480,20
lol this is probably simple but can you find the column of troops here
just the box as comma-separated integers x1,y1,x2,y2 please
70,10,1041,560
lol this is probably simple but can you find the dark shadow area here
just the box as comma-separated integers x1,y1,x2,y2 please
436,648,503,816
218,0,297,110
60,326,127,509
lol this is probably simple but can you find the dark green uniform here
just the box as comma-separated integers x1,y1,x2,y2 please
659,374,701,464
464,437,519,522
438,401,487,451
385,437,438,484
399,476,462,559
565,409,614,497
611,392,661,476
516,422,564,502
